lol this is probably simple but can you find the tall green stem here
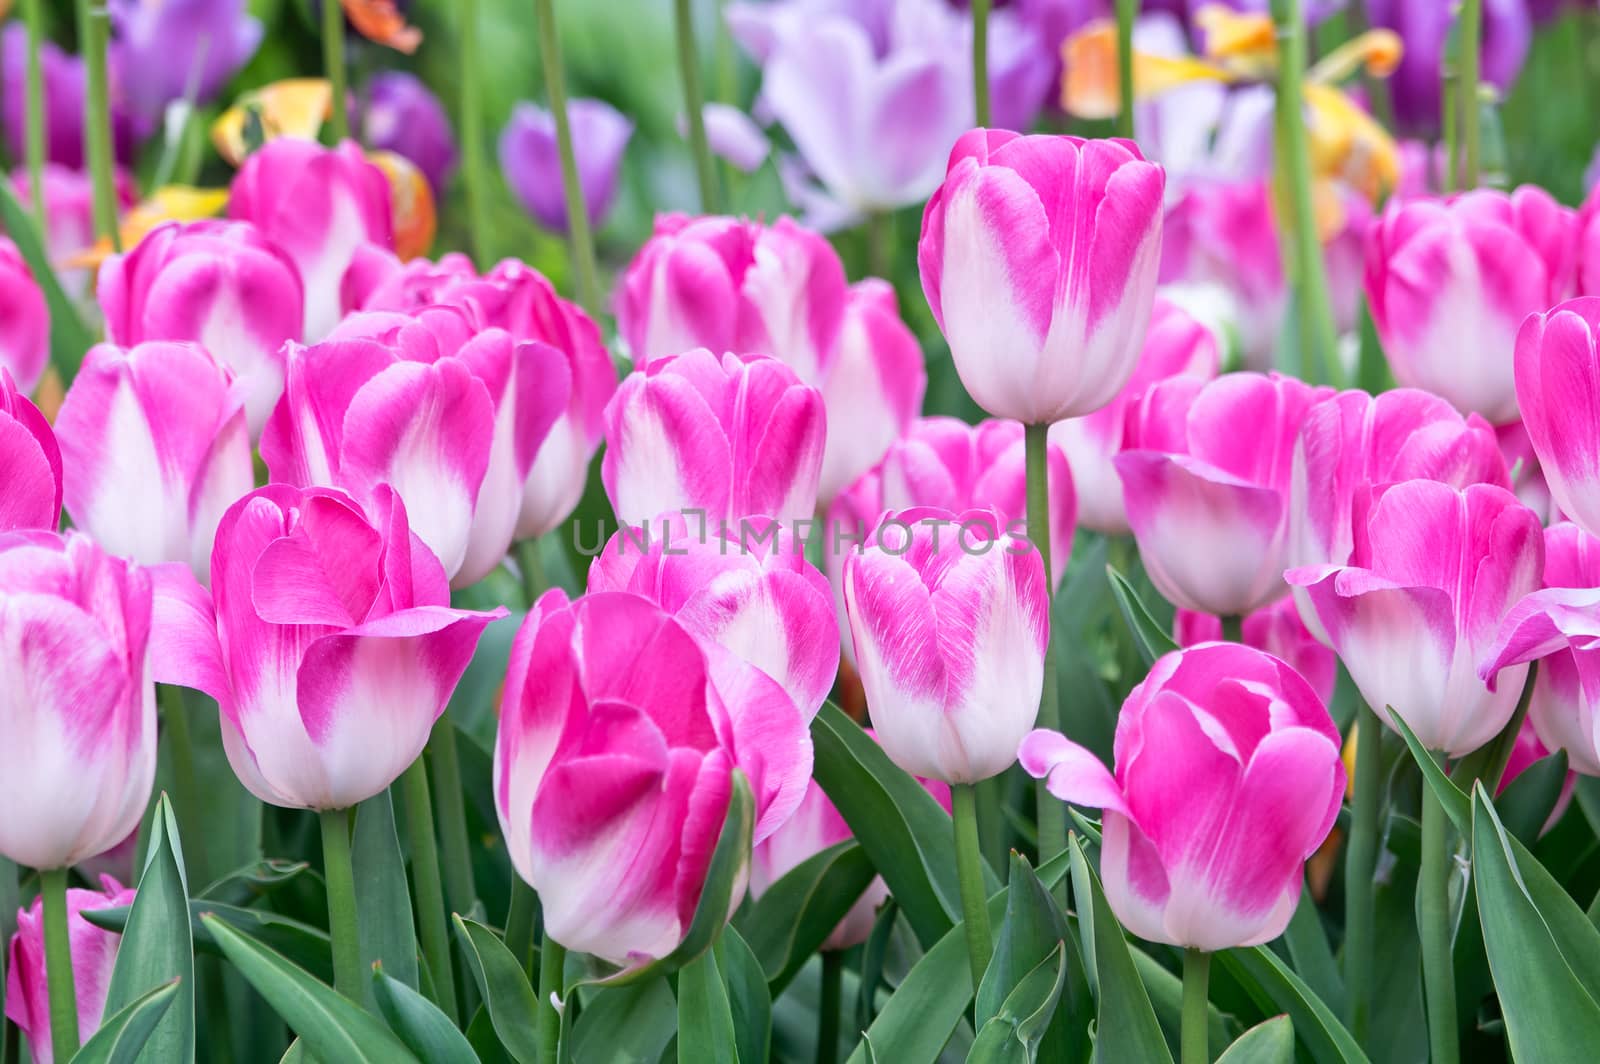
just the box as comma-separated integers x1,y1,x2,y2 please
517,537,548,609
1024,424,1064,871
1181,948,1211,1064
972,0,991,127
952,783,992,989
159,685,203,882
41,868,78,1064
76,0,119,248
504,880,538,973
321,0,348,141
1419,754,1459,1064
673,0,721,214
20,0,47,236
427,719,478,924
1458,0,1483,188
462,0,492,267
537,934,566,1064
1220,614,1244,644
1114,0,1138,140
1344,704,1381,1041
319,808,362,1001
401,758,459,1021
535,0,602,316
817,950,842,1064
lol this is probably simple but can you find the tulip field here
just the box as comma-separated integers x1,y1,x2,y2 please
6,0,1600,1061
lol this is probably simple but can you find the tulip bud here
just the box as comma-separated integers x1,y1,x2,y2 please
148,484,505,810
499,99,633,234
843,506,1048,784
109,0,261,130
0,239,47,395
1175,599,1337,705
1020,642,1345,950
918,129,1164,424
360,72,458,195
0,367,61,533
0,533,156,869
1513,297,1600,539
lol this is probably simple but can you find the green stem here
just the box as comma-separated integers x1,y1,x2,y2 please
673,0,721,214
504,880,538,974
158,685,204,883
952,783,992,989
517,537,548,609
864,210,893,281
1024,424,1064,874
319,808,362,1001
41,868,79,1064
400,758,459,1022
1343,703,1381,1041
462,0,492,267
1441,73,1457,193
1419,754,1459,1064
1114,0,1138,140
972,0,991,127
1458,0,1482,189
535,0,602,316
536,933,566,1064
1220,614,1244,644
817,950,842,1064
426,718,478,922
321,0,348,141
20,0,47,236
76,0,119,248
1181,948,1211,1064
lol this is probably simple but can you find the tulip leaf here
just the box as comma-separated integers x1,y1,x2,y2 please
1214,1016,1295,1064
1279,881,1344,1017
677,944,738,1064
568,980,676,1064
719,929,772,1064
69,979,181,1064
0,174,97,380
371,964,480,1064
1495,749,1570,845
1388,709,1471,834
1472,783,1600,1062
967,943,1068,1064
353,790,419,1002
1215,946,1368,1064
201,914,418,1062
88,900,333,983
854,900,897,1030
1106,565,1179,666
733,840,875,993
197,859,312,904
102,795,196,1064
452,916,542,1064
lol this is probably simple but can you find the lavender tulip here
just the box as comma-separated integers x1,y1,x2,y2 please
499,99,633,234
361,71,458,195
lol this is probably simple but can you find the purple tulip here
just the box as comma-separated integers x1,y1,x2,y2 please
2,25,91,168
1365,0,1532,136
107,0,263,131
498,98,633,234
361,71,458,195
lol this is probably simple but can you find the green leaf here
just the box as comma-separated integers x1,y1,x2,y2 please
1471,784,1600,1062
1215,1016,1295,1064
201,914,418,1062
372,964,480,1064
854,901,897,1030
1496,750,1570,845
567,980,675,1064
1279,881,1343,1017
1106,565,1179,666
465,1006,515,1064
733,840,875,993
197,860,311,904
676,945,737,1064
968,944,1069,1064
0,175,96,379
354,790,419,1002
86,901,333,983
1215,947,1368,1064
68,979,181,1064
719,929,772,1064
1389,710,1470,834
452,916,542,1064
102,795,195,1063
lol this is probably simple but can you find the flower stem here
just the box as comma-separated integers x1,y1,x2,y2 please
1458,0,1483,189
504,880,538,973
1220,614,1244,644
318,807,362,1001
673,0,721,214
401,757,459,1021
20,0,47,235
1115,0,1138,140
1181,948,1211,1064
427,718,478,926
41,867,78,1064
952,782,992,989
535,0,603,318
537,932,566,1064
1419,753,1459,1064
158,685,204,882
517,537,547,608
1343,703,1381,1041
972,0,991,127
321,0,348,142
817,949,842,1064
76,0,119,249
1024,424,1064,873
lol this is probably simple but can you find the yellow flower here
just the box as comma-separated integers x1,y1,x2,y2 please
66,187,230,270
212,79,334,166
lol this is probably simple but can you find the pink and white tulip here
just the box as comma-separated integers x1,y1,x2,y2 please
0,238,47,394
0,367,61,533
1497,420,1560,525
98,220,305,433
1365,187,1577,424
602,349,826,527
918,129,1164,424
13,164,136,300
1019,642,1344,950
1049,297,1219,534
55,342,253,581
0,532,155,869
1513,297,1600,539
843,506,1048,784
1289,481,1543,757
227,139,392,341
1175,599,1337,706
148,485,505,810
823,468,882,666
1116,372,1331,616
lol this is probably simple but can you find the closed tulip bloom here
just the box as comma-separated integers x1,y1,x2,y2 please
361,72,458,194
844,506,1048,783
1365,0,1531,137
228,139,392,341
1116,372,1331,616
0,532,155,869
1019,642,1344,950
5,875,136,1064
589,513,839,718
499,99,633,233
1289,480,1543,757
879,417,1075,586
0,368,61,532
1365,187,1577,424
0,239,47,394
108,0,262,131
603,349,826,527
1514,298,1600,539
1175,599,1337,705
149,484,505,810
55,342,253,582
919,129,1165,424
1049,298,1218,534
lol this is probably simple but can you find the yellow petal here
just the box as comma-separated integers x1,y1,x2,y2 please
1305,82,1399,206
212,78,333,167
1195,4,1277,67
1060,20,1233,119
1308,28,1404,85
368,150,436,262
66,187,230,269
339,0,423,55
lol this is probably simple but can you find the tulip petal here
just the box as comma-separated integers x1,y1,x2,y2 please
1018,729,1129,815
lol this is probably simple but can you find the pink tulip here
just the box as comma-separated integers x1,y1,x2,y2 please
0,238,47,394
1496,716,1574,835
602,349,826,527
843,506,1048,783
0,367,61,532
12,164,136,300
1175,599,1337,706
5,875,136,1064
54,342,253,581
1116,372,1332,617
1579,183,1599,297
1288,480,1543,756
147,484,505,810
751,737,952,951
823,467,882,666
1020,642,1344,950
918,129,1164,424
495,588,812,964
1497,421,1559,525
98,220,305,434
878,417,1075,586
227,139,392,341
1049,297,1219,534
1365,187,1577,424
589,513,839,718
0,532,155,869
1513,297,1600,539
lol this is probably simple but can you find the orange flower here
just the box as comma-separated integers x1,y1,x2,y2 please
340,0,422,54
369,150,436,261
